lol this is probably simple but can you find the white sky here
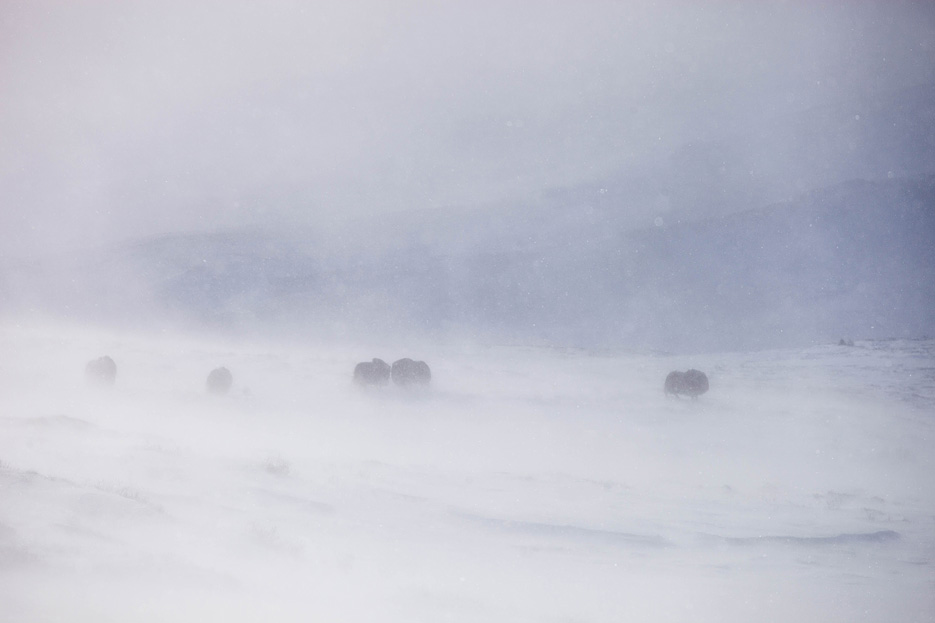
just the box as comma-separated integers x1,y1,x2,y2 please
1,0,933,256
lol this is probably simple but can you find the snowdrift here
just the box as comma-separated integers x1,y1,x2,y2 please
0,323,932,621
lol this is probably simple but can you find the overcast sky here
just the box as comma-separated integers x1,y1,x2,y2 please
2,0,933,257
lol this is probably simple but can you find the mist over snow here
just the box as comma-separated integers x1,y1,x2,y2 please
2,1,935,258
1,1,935,621
1,324,934,622
2,175,932,352
1,1,934,350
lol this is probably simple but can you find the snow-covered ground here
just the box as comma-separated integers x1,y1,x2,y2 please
1,322,932,622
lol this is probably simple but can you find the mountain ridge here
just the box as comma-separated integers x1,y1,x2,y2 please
1,175,932,353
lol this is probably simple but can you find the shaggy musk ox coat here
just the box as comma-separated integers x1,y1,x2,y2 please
85,356,117,386
207,367,233,395
664,369,709,398
391,358,431,386
354,358,391,386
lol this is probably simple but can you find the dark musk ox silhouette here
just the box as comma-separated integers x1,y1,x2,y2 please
391,358,431,387
207,367,233,395
664,369,709,398
85,356,117,386
353,358,391,386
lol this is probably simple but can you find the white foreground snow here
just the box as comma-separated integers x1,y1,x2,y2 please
0,322,932,622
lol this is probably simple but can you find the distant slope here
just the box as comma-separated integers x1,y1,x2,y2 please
585,176,935,351
1,176,932,352
420,81,935,243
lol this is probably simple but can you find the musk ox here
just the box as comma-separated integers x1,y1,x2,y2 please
664,369,709,398
391,358,431,387
353,358,391,386
207,366,233,395
85,356,117,386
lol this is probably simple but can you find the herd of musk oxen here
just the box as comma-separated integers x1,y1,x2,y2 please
353,358,432,388
84,353,711,398
84,357,237,394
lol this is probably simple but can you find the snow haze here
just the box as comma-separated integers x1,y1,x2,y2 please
1,323,933,621
1,3,934,620
2,1,934,256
